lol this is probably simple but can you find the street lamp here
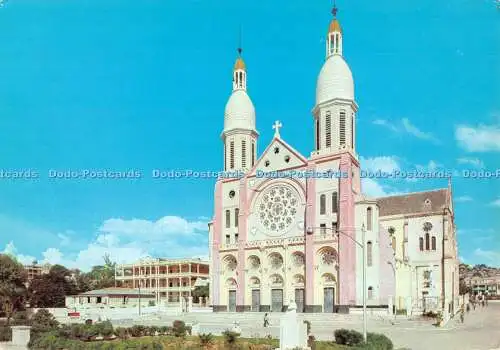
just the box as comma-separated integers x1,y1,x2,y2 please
306,224,367,343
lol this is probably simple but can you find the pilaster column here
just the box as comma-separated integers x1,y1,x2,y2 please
305,163,317,310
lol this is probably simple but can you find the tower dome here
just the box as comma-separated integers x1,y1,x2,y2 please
224,89,255,131
316,55,354,104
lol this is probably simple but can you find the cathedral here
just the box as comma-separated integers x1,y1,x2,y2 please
208,6,459,314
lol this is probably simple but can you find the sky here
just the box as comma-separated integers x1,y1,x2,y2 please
0,0,498,270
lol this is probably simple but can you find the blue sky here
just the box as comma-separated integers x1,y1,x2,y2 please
0,0,498,270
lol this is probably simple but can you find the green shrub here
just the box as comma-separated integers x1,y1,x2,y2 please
364,332,394,350
223,330,240,344
158,326,171,335
0,325,12,342
30,309,59,334
114,327,129,339
199,332,214,346
94,320,114,337
334,328,363,346
172,320,186,337
395,309,407,315
129,325,147,337
70,324,86,340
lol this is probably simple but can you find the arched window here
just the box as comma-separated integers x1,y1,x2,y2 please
366,207,372,231
425,233,430,251
367,241,373,267
431,236,436,251
332,192,338,213
368,286,373,299
325,111,331,148
419,237,424,251
225,210,230,228
320,194,326,215
339,110,346,146
235,208,239,227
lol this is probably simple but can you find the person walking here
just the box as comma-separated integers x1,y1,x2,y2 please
466,303,470,313
263,313,270,328
460,305,465,323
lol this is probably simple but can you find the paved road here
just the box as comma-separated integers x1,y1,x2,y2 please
111,302,500,350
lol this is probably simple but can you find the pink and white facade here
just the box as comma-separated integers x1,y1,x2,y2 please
208,9,395,313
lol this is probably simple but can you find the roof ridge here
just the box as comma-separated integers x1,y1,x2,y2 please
376,188,447,200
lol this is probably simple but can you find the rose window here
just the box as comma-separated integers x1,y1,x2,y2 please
256,184,300,234
224,255,237,271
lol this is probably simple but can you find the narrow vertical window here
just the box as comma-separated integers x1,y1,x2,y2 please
431,236,436,251
230,141,235,169
366,207,372,231
241,140,246,169
225,210,230,228
367,241,373,267
225,234,230,244
368,286,373,299
392,237,396,252
235,208,239,227
425,233,430,251
235,233,239,242
315,119,320,150
332,222,337,233
251,142,255,167
419,237,424,251
339,110,346,146
325,111,331,148
332,192,338,213
320,194,326,215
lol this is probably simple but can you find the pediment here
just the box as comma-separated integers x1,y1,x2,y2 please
248,137,308,176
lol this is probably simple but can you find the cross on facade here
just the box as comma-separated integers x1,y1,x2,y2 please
273,120,282,138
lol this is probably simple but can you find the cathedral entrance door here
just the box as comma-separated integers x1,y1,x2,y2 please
271,289,283,312
228,290,236,312
295,289,305,312
324,288,335,313
251,289,260,311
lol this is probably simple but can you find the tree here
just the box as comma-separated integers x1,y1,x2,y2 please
192,285,209,303
0,254,27,325
86,254,116,290
28,265,77,308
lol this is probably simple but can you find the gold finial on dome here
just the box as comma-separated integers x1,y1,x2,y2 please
328,1,342,33
328,18,342,34
234,56,246,71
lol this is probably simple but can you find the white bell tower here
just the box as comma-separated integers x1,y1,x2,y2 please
222,48,259,172
313,3,357,156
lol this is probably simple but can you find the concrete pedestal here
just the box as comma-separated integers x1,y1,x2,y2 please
279,311,308,350
11,326,31,346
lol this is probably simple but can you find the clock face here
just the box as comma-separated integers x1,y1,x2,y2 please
255,184,300,236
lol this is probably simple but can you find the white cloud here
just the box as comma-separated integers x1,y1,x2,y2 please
474,248,500,267
372,119,398,132
360,156,400,173
456,157,484,168
372,118,438,143
401,118,436,141
361,178,401,198
455,124,500,152
491,198,500,207
455,196,473,202
4,215,210,272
